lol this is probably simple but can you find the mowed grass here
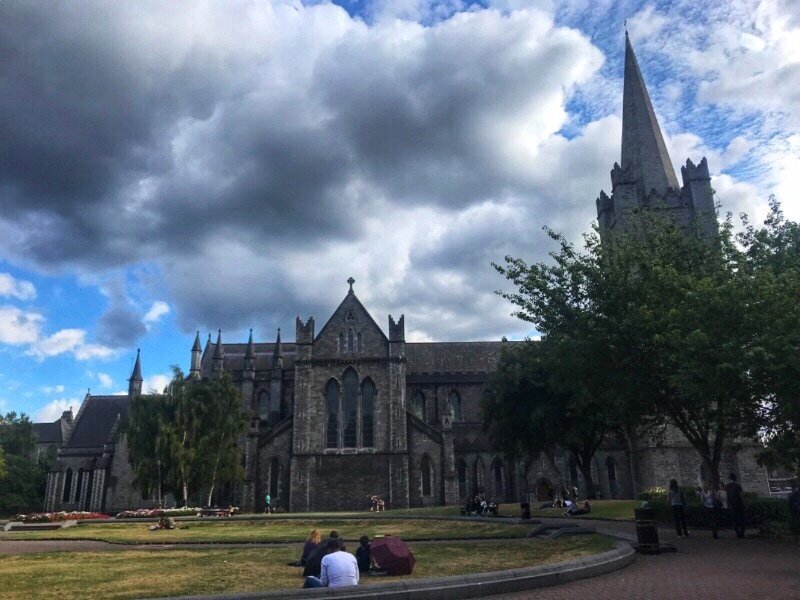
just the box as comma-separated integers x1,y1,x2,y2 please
386,500,639,521
0,518,532,544
527,500,639,521
0,535,615,600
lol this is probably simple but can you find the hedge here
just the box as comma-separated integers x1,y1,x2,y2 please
637,486,796,531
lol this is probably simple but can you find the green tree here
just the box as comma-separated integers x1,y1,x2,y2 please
496,203,799,489
0,412,37,456
0,447,6,481
126,394,172,507
483,340,617,498
199,375,246,507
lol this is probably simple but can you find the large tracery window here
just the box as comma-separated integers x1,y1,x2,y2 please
342,368,358,448
325,379,340,448
361,378,375,448
324,369,375,449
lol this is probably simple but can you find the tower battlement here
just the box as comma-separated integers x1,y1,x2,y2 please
389,314,405,342
295,316,315,344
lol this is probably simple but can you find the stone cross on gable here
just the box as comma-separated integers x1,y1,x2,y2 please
347,277,355,293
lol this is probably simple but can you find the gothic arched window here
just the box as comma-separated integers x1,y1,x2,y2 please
473,458,485,494
357,332,363,352
325,379,339,448
361,378,375,448
347,329,354,352
457,460,467,499
493,459,505,498
258,390,270,419
342,368,358,448
338,333,345,353
449,390,462,422
75,469,84,504
412,391,425,421
420,455,433,497
62,468,72,503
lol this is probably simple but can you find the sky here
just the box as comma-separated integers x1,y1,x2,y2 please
1,0,798,422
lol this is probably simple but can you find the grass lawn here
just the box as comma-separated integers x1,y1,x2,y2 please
0,535,615,600
527,500,638,521
385,500,638,521
0,518,533,544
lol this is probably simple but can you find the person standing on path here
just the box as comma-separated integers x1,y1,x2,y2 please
700,486,721,539
668,479,689,538
725,473,746,538
265,493,271,514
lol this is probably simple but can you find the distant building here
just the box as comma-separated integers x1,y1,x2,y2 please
41,35,769,514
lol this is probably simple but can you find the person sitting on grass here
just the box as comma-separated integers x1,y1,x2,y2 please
303,538,359,588
488,497,499,516
300,529,322,566
149,516,176,531
565,499,591,516
302,531,340,578
355,535,372,573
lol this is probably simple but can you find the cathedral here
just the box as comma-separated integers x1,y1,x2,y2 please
42,36,769,514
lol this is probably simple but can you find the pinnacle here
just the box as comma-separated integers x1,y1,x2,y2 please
621,35,680,196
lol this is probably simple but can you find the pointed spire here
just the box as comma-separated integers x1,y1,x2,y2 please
128,349,143,396
192,330,202,352
213,329,223,360
130,348,143,382
272,328,283,370
245,329,255,359
202,332,212,358
621,33,680,196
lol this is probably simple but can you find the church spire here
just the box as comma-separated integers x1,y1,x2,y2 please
620,33,680,196
212,329,224,374
244,329,255,372
128,349,143,396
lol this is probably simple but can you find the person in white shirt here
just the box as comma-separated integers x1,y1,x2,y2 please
303,539,359,588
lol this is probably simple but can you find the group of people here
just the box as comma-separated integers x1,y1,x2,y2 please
369,495,385,512
667,473,747,539
299,529,375,589
464,495,499,516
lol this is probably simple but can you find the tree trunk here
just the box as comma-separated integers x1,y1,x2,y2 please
157,460,163,508
578,462,597,499
206,434,225,508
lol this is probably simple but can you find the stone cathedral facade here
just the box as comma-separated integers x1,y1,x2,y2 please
42,36,770,514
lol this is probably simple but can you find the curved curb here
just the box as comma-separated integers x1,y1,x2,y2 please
148,541,636,600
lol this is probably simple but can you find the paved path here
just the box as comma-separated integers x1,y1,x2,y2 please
491,523,800,600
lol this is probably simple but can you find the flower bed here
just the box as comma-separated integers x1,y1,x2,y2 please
115,507,204,519
14,511,109,523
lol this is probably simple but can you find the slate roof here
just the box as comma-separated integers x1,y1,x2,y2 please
201,343,298,373
406,342,505,374
66,395,129,449
33,421,63,444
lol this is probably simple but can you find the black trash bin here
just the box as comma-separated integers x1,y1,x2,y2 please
634,507,660,554
520,502,531,520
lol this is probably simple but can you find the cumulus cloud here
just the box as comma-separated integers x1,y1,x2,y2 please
27,328,115,361
0,0,794,347
42,384,65,394
0,273,36,301
143,301,170,324
0,306,43,344
97,372,114,389
35,398,79,422
142,373,172,395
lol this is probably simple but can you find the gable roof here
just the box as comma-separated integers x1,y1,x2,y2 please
406,342,505,374
33,421,63,444
66,395,129,449
314,289,389,344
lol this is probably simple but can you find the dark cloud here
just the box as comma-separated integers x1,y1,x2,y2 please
96,281,147,347
0,2,619,341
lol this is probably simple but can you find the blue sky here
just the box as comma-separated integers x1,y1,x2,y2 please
1,0,798,421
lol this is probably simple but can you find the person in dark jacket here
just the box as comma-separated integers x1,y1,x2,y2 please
355,535,372,573
725,473,746,538
300,529,322,566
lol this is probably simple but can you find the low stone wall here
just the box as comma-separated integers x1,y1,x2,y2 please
151,541,635,600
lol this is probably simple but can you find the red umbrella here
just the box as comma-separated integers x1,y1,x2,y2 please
371,536,416,575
